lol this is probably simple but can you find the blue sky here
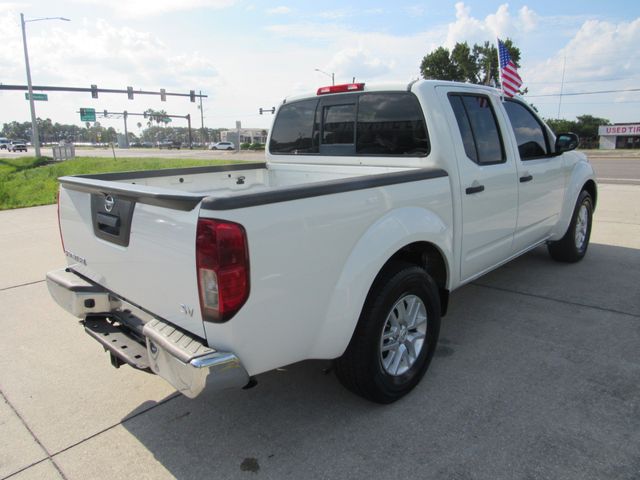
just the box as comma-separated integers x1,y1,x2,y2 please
1,1,639,133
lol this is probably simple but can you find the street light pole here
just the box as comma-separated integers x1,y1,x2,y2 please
315,68,335,86
20,13,40,157
20,14,70,158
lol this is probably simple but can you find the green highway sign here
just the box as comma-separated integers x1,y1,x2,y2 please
25,93,48,101
80,108,96,122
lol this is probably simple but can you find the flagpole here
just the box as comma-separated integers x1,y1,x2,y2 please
557,54,566,118
496,37,504,101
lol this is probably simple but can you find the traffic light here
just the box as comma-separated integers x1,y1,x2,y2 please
104,110,108,117
127,86,134,100
91,84,98,99
190,90,196,103
80,108,86,116
160,88,166,102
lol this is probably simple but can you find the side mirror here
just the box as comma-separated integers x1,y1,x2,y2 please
555,132,579,153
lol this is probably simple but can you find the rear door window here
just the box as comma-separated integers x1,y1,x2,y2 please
449,94,505,165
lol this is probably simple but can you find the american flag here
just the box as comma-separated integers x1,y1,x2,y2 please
498,39,522,97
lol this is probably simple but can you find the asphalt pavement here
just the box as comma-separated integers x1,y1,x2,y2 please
588,156,640,184
0,181,639,479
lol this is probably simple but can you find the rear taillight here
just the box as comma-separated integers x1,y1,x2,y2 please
196,218,250,323
57,189,65,251
317,83,365,95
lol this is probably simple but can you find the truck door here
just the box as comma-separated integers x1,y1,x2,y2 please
443,91,519,281
501,100,564,252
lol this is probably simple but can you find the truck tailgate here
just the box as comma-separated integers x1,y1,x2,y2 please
58,183,206,338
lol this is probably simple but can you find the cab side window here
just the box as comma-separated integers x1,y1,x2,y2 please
449,94,505,165
503,100,550,160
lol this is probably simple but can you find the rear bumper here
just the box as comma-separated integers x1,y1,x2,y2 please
46,268,250,398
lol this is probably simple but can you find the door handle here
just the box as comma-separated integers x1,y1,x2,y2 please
465,185,485,195
519,175,533,183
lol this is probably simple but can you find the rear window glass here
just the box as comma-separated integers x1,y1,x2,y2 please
322,104,355,144
269,92,429,157
269,99,319,154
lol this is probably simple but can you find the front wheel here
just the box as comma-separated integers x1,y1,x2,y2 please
548,190,593,262
335,261,441,404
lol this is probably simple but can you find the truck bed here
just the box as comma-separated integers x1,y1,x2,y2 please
57,161,449,348
59,162,442,211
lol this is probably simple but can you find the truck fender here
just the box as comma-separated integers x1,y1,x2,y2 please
309,206,452,359
550,158,597,241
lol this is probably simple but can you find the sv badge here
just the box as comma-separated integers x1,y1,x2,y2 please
179,304,194,317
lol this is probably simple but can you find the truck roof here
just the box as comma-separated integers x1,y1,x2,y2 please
282,79,504,104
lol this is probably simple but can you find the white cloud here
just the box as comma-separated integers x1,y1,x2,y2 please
266,6,291,15
518,6,538,32
327,48,395,81
445,2,539,47
527,17,640,90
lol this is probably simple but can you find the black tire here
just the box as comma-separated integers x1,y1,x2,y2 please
548,190,593,263
335,261,441,404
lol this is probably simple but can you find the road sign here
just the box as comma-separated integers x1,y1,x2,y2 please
25,93,48,101
80,108,96,122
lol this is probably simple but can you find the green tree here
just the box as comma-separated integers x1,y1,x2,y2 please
420,39,521,90
451,42,477,83
144,109,172,128
573,115,610,140
420,46,460,81
545,118,577,135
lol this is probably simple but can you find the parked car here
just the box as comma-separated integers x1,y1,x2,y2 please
8,139,28,152
0,137,9,149
157,140,181,150
209,141,235,150
47,80,596,403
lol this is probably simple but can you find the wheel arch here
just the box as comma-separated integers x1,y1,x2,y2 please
309,206,452,359
550,161,597,241
380,241,449,316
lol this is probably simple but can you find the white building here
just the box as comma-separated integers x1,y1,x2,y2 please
220,128,269,145
598,124,640,149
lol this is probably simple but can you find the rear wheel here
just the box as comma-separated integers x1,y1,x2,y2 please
548,190,593,263
335,261,441,404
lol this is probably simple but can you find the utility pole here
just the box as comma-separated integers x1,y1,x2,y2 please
21,13,40,158
186,114,192,149
20,14,70,158
199,89,206,144
123,111,129,148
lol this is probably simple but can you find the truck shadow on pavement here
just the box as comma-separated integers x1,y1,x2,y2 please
120,242,640,480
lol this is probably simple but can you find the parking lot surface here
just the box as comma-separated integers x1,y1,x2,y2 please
0,183,639,479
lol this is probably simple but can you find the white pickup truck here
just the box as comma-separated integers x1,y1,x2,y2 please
47,80,597,403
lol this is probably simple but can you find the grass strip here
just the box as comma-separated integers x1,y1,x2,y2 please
0,156,235,210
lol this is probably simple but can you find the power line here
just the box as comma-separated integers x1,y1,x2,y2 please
528,87,640,98
526,75,640,85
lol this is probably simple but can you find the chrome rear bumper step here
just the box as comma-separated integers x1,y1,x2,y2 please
46,268,250,399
